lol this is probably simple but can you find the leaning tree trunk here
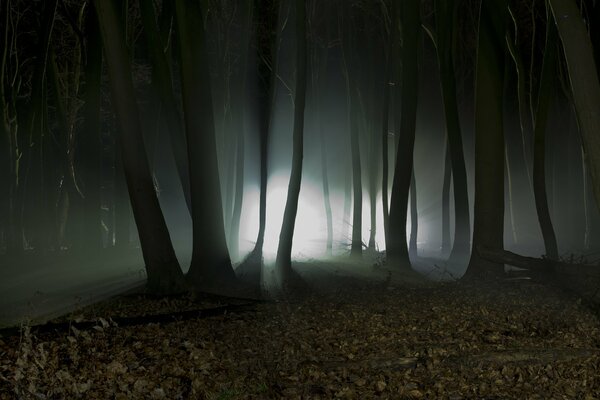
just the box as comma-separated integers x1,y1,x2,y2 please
388,0,420,269
94,0,185,294
434,0,471,261
275,0,307,284
139,0,192,213
548,0,600,213
531,9,559,260
174,0,237,288
464,0,507,279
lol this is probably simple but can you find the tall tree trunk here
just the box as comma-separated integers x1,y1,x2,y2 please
441,141,452,255
532,9,559,260
311,42,333,256
94,0,184,293
174,0,237,288
381,51,391,249
275,0,307,282
409,170,418,257
0,0,10,250
464,0,507,279
229,2,253,262
434,0,471,261
79,6,104,253
139,0,192,212
24,0,57,252
247,0,279,261
549,0,600,212
388,0,420,269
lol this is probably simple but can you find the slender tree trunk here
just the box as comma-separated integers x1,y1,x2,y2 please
441,140,451,255
434,0,471,261
388,0,420,268
174,0,237,288
464,0,507,279
139,0,192,212
249,0,279,260
409,170,418,257
381,51,391,249
229,3,253,262
79,6,103,253
532,10,559,260
275,0,307,282
94,0,184,293
549,0,600,212
23,0,57,252
0,0,10,250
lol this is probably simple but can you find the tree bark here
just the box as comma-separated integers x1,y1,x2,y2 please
139,0,192,213
434,0,471,261
174,0,238,288
464,0,507,279
441,141,451,255
388,0,420,269
0,0,10,250
275,0,307,281
549,0,600,212
409,170,418,257
531,10,559,260
381,51,392,249
94,0,184,294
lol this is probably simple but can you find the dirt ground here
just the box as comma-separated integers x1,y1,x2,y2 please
1,260,600,399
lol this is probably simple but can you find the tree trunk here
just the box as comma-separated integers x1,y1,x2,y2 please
381,51,392,249
275,0,307,283
174,0,237,288
139,0,192,212
532,11,559,260
0,0,10,250
94,0,185,294
464,0,507,279
549,0,600,212
434,0,471,261
388,0,420,269
409,170,418,257
441,141,451,255
229,2,253,262
245,0,279,261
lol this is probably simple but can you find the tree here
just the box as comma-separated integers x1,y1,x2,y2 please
548,0,600,212
139,0,192,213
388,0,420,269
94,0,185,293
531,5,559,260
432,0,471,261
275,0,307,284
79,6,103,252
174,0,237,288
464,0,507,279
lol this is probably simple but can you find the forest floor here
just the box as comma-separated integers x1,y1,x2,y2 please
2,257,600,399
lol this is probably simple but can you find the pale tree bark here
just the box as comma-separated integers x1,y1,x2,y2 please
464,0,507,279
549,0,600,213
275,0,307,283
0,0,10,249
229,1,253,261
388,0,420,269
94,0,185,294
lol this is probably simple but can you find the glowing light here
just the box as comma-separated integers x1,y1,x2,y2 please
239,173,326,262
